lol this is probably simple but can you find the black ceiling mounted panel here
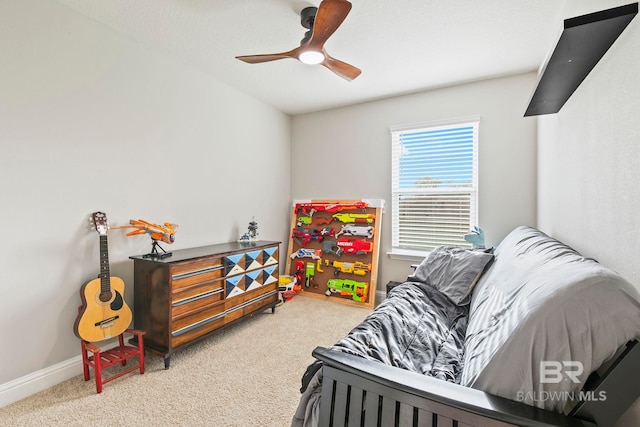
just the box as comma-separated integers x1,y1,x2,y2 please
524,2,638,117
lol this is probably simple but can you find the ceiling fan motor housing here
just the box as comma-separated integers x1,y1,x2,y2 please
300,6,318,44
300,6,318,29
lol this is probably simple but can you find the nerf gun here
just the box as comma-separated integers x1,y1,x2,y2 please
332,213,376,224
323,238,372,256
326,279,368,303
290,248,322,260
322,240,344,257
278,276,299,302
294,261,305,290
305,262,317,288
321,259,372,277
335,224,373,239
314,213,376,225
335,238,373,255
292,226,334,246
295,201,368,217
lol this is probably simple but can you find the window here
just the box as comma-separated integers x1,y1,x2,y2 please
390,116,479,257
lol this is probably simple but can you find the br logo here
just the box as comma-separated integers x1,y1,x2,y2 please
540,361,583,384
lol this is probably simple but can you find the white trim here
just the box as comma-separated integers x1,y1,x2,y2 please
389,115,481,133
0,339,122,408
386,248,429,262
0,355,83,408
361,198,385,210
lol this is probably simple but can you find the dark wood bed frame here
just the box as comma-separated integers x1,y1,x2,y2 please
312,340,640,427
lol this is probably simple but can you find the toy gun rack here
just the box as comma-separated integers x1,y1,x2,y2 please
285,199,383,310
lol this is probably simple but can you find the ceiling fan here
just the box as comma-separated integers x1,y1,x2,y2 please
235,0,361,81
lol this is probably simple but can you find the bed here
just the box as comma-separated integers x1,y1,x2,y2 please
292,226,640,427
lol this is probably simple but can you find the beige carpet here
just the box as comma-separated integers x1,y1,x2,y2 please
0,295,370,427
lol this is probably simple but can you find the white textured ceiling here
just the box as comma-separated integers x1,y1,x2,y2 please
54,0,566,115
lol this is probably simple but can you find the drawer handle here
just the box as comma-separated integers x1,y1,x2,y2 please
172,288,223,307
172,312,226,337
172,265,223,281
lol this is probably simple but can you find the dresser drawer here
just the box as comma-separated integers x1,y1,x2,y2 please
242,288,279,317
171,314,226,349
171,280,225,318
170,301,226,347
244,282,278,300
224,286,279,323
170,258,224,290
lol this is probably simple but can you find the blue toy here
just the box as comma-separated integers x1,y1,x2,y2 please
464,226,485,249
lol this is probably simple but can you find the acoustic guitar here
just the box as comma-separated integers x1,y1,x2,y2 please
74,212,132,342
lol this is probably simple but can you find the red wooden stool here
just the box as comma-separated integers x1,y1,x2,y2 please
78,312,146,393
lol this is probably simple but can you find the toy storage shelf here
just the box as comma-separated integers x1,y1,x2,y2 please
284,199,384,310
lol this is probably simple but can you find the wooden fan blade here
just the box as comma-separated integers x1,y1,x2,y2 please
308,0,352,49
236,47,301,64
322,53,361,81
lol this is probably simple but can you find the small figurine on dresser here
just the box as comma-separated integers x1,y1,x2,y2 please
239,217,259,242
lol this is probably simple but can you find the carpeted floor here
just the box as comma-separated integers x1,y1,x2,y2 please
0,295,370,427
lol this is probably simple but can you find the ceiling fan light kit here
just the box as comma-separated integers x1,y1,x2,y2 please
235,0,361,81
299,50,325,65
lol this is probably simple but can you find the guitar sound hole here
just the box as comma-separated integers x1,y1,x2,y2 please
111,291,124,311
99,291,112,303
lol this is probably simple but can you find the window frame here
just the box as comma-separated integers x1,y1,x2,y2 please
389,115,480,260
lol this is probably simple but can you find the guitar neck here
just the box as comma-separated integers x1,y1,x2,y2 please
99,235,111,292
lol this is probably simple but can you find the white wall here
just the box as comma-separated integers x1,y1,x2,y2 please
537,2,640,424
537,0,640,288
0,0,291,388
291,72,538,287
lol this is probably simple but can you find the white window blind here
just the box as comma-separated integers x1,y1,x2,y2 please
391,116,479,253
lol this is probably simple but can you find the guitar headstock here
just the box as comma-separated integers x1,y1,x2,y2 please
91,211,109,236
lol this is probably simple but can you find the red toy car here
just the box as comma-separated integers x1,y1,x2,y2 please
335,238,373,255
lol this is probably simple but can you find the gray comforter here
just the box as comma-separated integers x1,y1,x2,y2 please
332,281,468,382
291,281,468,427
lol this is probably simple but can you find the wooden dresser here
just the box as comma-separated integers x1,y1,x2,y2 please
130,241,280,368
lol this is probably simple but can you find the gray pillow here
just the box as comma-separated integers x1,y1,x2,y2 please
409,246,494,305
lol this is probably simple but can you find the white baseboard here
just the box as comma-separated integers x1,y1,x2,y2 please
0,355,83,408
375,289,387,305
0,337,126,408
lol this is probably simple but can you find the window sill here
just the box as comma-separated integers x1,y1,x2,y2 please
386,248,429,262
